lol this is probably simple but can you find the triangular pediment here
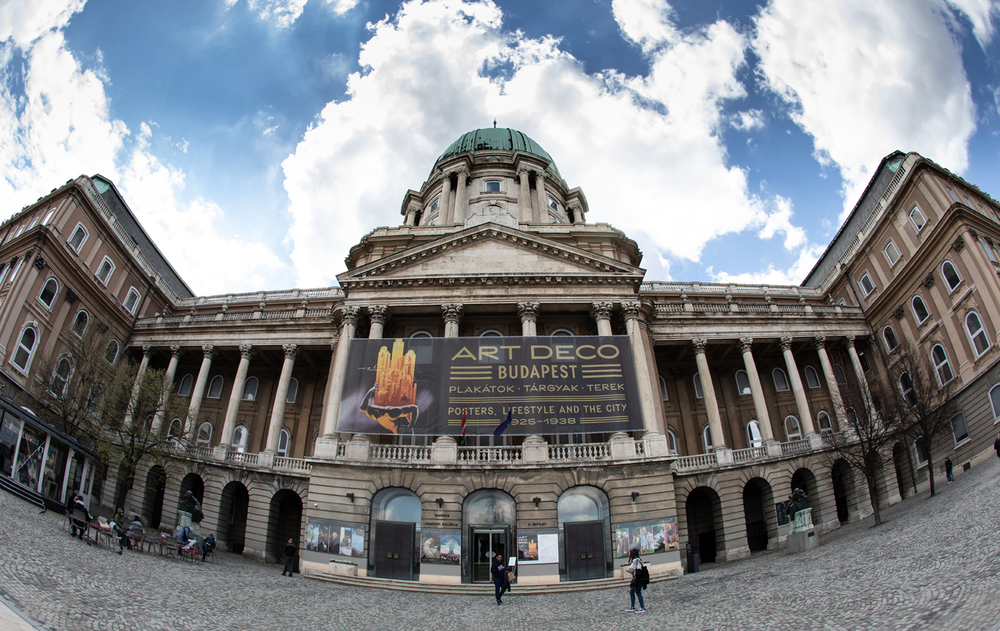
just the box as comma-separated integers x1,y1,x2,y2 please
338,223,644,289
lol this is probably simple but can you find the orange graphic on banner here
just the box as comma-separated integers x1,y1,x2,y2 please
374,339,417,407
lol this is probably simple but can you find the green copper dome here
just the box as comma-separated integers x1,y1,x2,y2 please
437,128,553,163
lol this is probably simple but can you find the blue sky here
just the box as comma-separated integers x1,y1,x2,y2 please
1,0,998,295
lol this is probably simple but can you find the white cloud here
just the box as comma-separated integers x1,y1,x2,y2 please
282,0,799,286
944,0,1000,46
757,196,807,250
710,243,825,286
753,0,977,220
732,109,764,132
227,0,359,28
0,0,85,48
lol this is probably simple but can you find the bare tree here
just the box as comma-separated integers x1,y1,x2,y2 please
891,342,957,498
825,371,907,526
30,331,187,510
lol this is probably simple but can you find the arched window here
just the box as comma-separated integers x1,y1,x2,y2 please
816,410,833,434
37,278,58,308
277,428,290,457
930,344,954,385
666,428,679,455
51,357,73,396
784,415,802,441
286,378,298,403
72,310,89,337
981,237,997,262
882,325,899,352
951,412,969,444
899,372,917,407
701,425,713,453
7,258,23,283
167,418,182,439
966,311,990,357
989,384,1000,419
734,370,751,395
231,424,249,452
909,206,927,231
123,287,141,314
804,365,821,388
772,368,790,392
833,364,848,386
409,330,432,338
693,373,704,399
12,326,37,373
884,240,901,266
177,374,193,396
104,340,119,364
658,375,669,401
42,209,56,225
479,329,503,337
746,420,762,448
911,295,930,323
846,407,859,426
858,273,875,296
195,421,213,447
96,257,115,285
207,376,224,399
549,328,574,337
241,377,258,401
941,261,962,291
67,223,88,251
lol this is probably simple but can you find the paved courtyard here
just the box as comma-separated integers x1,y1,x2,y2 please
2,458,1000,631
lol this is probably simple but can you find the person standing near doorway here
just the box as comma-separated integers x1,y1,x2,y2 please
626,548,647,613
490,553,508,605
945,458,954,484
282,539,297,576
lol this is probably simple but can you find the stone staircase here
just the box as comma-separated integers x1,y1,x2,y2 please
0,475,47,512
304,571,676,594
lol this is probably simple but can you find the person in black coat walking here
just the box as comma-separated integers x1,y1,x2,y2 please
490,553,508,605
282,539,297,576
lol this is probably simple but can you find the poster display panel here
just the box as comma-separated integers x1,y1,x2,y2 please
517,530,559,564
419,529,462,564
336,335,643,435
305,518,366,557
613,518,678,557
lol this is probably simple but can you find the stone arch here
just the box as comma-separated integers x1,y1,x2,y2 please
558,485,612,580
219,479,250,554
742,477,775,553
790,467,822,525
178,472,205,525
267,487,304,565
830,459,856,524
462,488,516,582
369,487,422,580
680,485,723,564
141,465,167,530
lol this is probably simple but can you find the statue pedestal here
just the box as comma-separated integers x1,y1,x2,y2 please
787,508,818,554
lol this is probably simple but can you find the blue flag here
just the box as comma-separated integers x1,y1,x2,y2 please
493,410,513,438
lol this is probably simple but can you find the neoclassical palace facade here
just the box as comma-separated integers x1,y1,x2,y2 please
1,128,998,584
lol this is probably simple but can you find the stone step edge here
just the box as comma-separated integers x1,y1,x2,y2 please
303,571,676,594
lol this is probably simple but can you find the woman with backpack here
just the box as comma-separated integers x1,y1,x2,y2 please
626,548,648,613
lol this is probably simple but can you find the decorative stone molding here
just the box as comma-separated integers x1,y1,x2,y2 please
142,344,153,357
952,236,965,252
621,301,643,322
812,335,826,351
843,334,856,350
893,306,905,320
367,305,390,326
923,273,935,289
202,344,216,359
282,343,300,360
337,306,360,329
442,303,464,324
738,337,753,353
692,337,708,354
239,343,255,360
170,345,183,359
590,301,613,322
32,255,46,270
779,335,793,352
64,289,77,304
517,302,539,323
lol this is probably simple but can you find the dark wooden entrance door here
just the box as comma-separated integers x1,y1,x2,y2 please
374,521,414,580
565,521,606,580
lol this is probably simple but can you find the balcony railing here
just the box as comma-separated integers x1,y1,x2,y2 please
549,443,610,461
675,453,718,470
458,446,522,463
370,445,431,462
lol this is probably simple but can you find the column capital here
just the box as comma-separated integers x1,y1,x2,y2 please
517,166,531,178
813,335,826,350
843,334,856,349
517,302,540,323
738,337,753,353
454,166,470,182
367,305,390,325
337,306,360,330
590,301,613,321
239,343,255,360
620,300,643,322
142,344,153,357
202,344,216,359
692,338,708,354
442,303,464,324
780,335,793,352
282,343,300,360
170,344,183,359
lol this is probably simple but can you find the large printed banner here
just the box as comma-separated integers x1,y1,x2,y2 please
336,335,643,435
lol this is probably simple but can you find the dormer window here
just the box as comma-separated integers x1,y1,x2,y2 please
484,180,501,193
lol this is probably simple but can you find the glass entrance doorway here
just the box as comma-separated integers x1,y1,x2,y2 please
471,528,508,582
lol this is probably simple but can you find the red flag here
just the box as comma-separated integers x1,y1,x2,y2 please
461,409,467,445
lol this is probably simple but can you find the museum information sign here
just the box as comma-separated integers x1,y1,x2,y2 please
336,335,643,435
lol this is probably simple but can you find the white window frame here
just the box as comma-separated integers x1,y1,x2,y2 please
746,420,762,448
858,273,875,296
900,372,917,408
930,344,954,386
123,287,141,315
940,260,962,292
37,278,58,309
409,330,433,338
667,428,679,455
207,376,224,399
658,375,669,401
701,425,713,453
908,206,927,231
911,295,930,324
72,310,89,337
195,421,213,447
951,412,969,445
693,373,704,399
981,237,996,262
42,209,56,225
735,370,751,395
0,263,9,285
804,365,821,388
11,325,38,374
50,357,73,396
966,311,991,357
884,240,901,266
8,258,23,284
784,415,802,441
68,223,88,252
241,376,258,401
946,187,958,203
167,418,182,440
817,410,833,434
479,328,503,337
772,367,790,392
277,428,290,457
231,424,249,452
104,340,120,365
286,378,298,404
177,374,194,397
549,328,574,337
484,180,502,193
96,257,115,286
989,384,1000,421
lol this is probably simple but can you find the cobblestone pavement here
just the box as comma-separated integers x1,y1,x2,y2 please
3,458,1000,631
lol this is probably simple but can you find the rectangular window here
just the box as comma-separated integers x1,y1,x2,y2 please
914,439,928,466
858,351,870,373
96,257,115,285
123,287,141,314
884,240,901,266
859,273,875,296
484,180,501,192
951,412,969,444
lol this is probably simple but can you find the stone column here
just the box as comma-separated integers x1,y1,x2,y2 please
265,344,299,454
693,338,726,450
591,301,613,336
781,336,815,436
186,345,216,440
404,202,420,227
319,307,360,438
814,336,846,425
622,301,661,433
151,345,183,436
518,302,539,336
518,168,532,223
453,167,469,225
443,303,463,338
124,344,153,427
535,170,549,223
844,335,868,391
368,305,389,339
439,173,453,225
220,343,254,449
738,337,773,442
